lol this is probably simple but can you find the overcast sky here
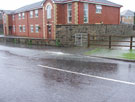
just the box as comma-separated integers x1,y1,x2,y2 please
0,0,134,12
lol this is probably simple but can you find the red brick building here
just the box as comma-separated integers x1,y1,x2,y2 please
3,0,122,39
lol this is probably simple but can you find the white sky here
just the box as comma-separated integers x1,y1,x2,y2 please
0,0,134,12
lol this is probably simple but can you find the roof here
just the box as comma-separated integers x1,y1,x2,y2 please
43,0,122,7
4,0,122,14
121,10,134,17
2,10,14,14
15,1,43,13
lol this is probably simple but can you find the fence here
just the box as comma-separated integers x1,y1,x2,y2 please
87,34,135,50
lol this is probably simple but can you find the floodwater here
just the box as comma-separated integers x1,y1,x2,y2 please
0,44,135,102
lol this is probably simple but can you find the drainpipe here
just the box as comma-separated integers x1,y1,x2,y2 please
134,12,135,25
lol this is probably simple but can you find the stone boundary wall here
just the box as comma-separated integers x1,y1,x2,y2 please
0,24,3,34
0,36,56,46
56,24,135,47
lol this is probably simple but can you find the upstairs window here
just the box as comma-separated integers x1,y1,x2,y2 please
67,3,72,23
22,13,25,19
19,25,22,32
12,15,15,21
96,5,102,14
35,10,38,18
3,15,6,24
30,11,33,18
84,3,88,23
18,13,21,19
47,5,52,19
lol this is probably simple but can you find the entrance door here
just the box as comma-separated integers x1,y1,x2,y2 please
47,25,51,39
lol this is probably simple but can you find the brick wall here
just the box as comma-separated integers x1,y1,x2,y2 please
121,16,134,24
56,24,135,46
78,3,120,24
13,8,43,38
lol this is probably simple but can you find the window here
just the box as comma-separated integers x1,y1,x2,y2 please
84,3,88,23
23,25,26,32
35,25,39,33
12,15,15,21
67,3,72,23
19,25,22,32
47,5,52,19
30,25,34,33
96,5,102,14
30,11,33,18
22,13,25,19
3,15,6,24
13,25,15,32
125,16,128,19
18,13,21,19
35,10,38,18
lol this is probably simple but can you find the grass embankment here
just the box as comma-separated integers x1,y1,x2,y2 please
84,48,101,55
85,48,135,60
122,51,135,60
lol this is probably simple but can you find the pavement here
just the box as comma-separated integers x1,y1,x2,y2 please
0,43,135,102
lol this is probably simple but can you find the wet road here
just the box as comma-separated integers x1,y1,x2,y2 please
0,45,135,102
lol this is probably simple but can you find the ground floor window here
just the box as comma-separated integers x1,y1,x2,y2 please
13,25,15,32
67,3,72,23
84,3,88,23
30,25,34,33
35,25,39,33
23,25,26,32
19,25,22,32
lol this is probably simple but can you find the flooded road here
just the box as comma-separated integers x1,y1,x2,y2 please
0,45,135,102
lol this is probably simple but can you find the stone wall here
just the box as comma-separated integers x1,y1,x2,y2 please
56,24,135,47
0,36,56,46
0,24,3,34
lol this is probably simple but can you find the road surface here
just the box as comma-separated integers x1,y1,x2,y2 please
0,44,135,102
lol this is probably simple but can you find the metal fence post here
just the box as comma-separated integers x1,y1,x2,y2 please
130,36,133,50
109,35,112,49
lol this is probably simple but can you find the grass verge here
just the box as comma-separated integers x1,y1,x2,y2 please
84,48,101,55
122,51,135,60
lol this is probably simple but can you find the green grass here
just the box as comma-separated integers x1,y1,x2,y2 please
84,48,101,55
0,31,3,35
122,51,135,60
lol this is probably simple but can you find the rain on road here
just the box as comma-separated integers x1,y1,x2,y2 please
0,45,135,102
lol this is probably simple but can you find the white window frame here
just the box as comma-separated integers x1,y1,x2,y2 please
23,25,26,32
12,15,15,21
84,3,89,23
18,13,21,20
35,24,39,33
13,25,15,32
35,10,38,18
19,25,22,32
30,11,33,18
30,25,34,33
67,3,72,23
96,5,102,14
22,13,25,19
46,5,52,19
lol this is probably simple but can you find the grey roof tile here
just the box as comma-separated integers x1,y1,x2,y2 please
15,1,43,13
4,0,122,14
